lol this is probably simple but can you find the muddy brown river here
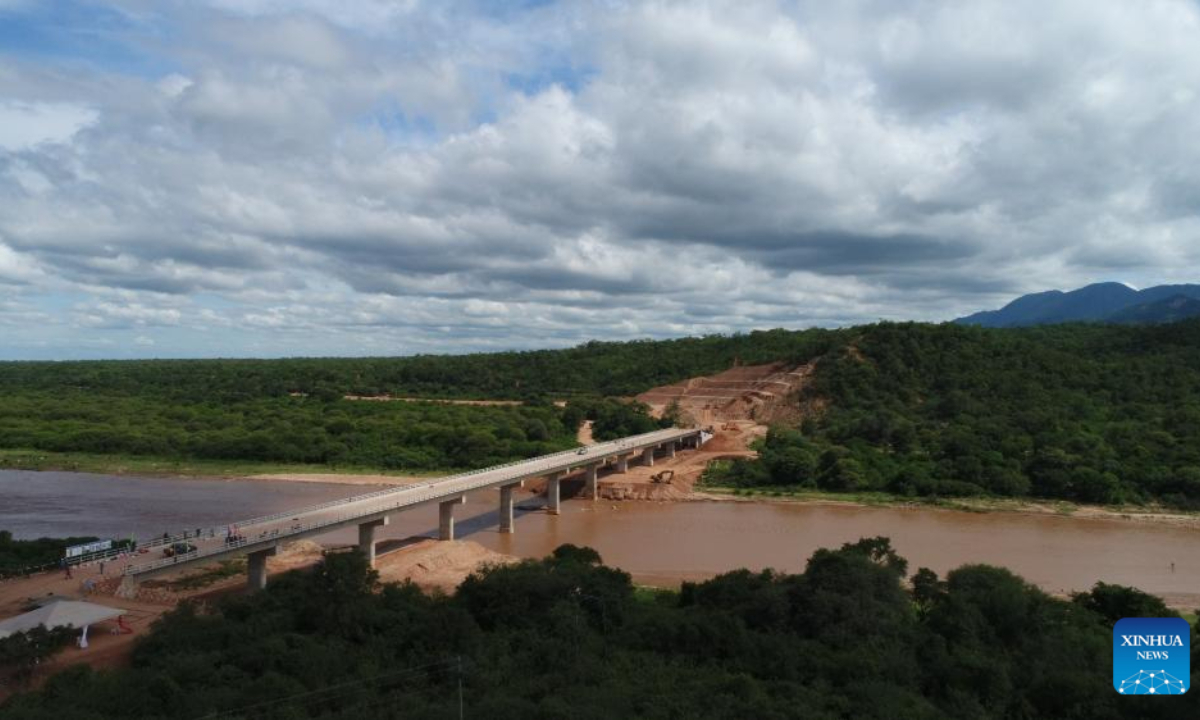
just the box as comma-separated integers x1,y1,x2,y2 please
2,470,1197,604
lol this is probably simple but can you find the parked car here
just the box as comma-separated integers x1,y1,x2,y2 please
162,542,197,557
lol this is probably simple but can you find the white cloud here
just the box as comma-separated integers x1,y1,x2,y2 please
2,0,1200,358
0,240,43,284
0,101,97,151
74,302,183,329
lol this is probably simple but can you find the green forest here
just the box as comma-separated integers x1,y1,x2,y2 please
0,392,583,471
705,321,1200,509
2,541,1194,719
0,330,813,473
5,320,1200,506
0,531,99,578
0,329,837,401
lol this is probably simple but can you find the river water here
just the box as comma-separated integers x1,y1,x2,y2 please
2,470,1197,603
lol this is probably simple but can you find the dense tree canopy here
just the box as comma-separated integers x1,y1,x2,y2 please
0,329,838,401
0,531,100,578
705,320,1200,508
2,541,1193,718
0,393,578,471
0,329,830,473
6,320,1200,505
563,398,671,441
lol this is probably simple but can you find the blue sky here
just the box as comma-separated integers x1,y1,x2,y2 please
3,0,1200,359
0,1,171,76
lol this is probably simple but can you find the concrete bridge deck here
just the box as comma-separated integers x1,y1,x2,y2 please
118,427,707,591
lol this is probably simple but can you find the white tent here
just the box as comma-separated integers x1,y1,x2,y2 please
0,601,125,640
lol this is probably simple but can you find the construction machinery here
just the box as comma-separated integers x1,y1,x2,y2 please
650,470,674,484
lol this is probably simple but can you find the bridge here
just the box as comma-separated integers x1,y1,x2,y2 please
116,427,708,595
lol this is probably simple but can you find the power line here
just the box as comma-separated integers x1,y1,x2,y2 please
195,660,457,719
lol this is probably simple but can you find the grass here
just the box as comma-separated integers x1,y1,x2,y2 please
0,448,453,480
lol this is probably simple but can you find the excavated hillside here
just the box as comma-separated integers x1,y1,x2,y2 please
636,362,814,425
571,361,820,502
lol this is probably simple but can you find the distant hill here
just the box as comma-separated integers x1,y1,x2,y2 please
1107,294,1200,325
955,282,1200,327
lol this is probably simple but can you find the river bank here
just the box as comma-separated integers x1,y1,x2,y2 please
693,486,1200,529
5,448,1197,529
0,449,446,483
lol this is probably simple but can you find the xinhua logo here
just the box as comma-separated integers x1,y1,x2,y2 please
1113,617,1190,695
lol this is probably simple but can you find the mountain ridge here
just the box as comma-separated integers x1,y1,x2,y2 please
955,282,1200,327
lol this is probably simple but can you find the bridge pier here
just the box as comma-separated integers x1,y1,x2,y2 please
439,496,466,541
116,575,139,600
499,481,524,533
584,463,599,500
357,516,389,568
247,546,277,591
546,472,563,515
115,431,705,587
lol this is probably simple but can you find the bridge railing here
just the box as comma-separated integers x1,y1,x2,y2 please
122,472,534,575
65,529,226,567
127,427,701,573
229,427,694,530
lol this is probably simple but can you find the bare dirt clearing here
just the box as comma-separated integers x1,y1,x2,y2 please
374,538,517,594
637,362,813,425
577,420,595,445
589,420,762,501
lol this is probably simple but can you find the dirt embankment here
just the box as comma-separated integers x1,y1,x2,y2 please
591,362,813,501
637,362,814,426
374,539,517,594
568,419,763,502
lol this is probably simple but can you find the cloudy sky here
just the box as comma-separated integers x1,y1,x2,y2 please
2,0,1200,359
